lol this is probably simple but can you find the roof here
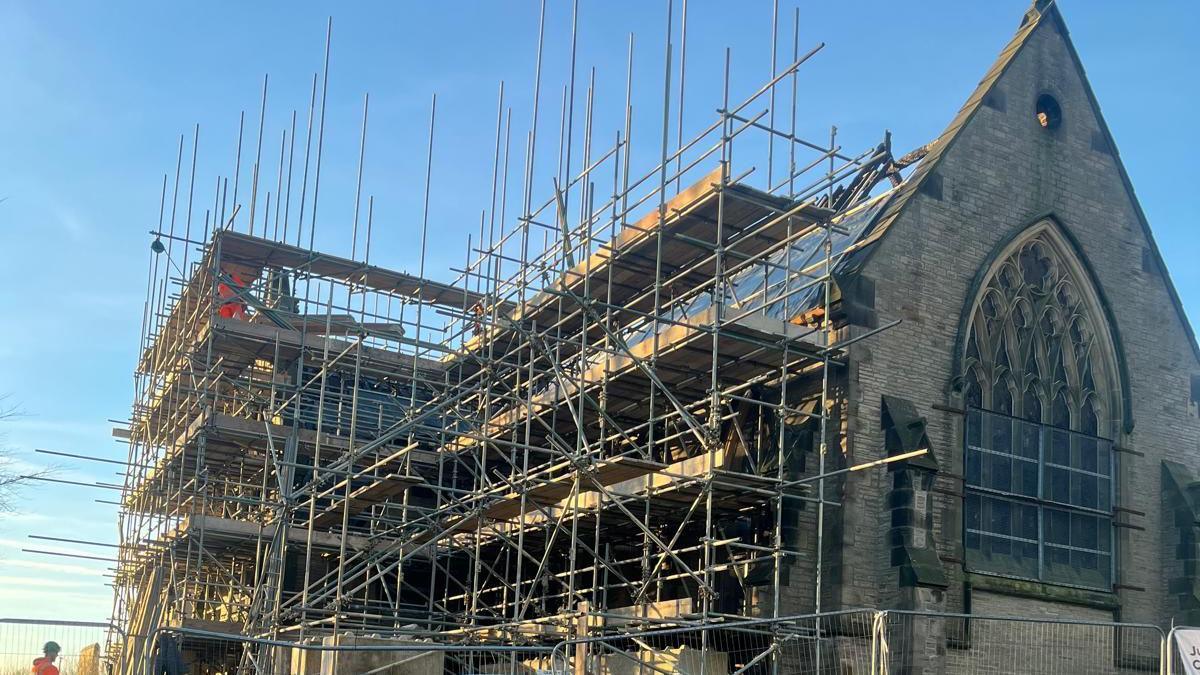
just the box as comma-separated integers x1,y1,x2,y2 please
615,188,896,348
215,229,509,314
850,7,1041,257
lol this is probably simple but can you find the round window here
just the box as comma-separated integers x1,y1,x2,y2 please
1035,94,1062,130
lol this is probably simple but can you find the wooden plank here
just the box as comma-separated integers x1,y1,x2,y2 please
209,316,443,376
451,172,831,367
437,456,667,538
215,230,510,313
279,313,407,339
605,597,695,624
310,474,422,530
172,514,372,551
134,314,443,443
177,618,243,634
123,411,436,504
466,448,813,546
449,305,820,453
586,456,668,486
459,453,728,542
444,598,692,641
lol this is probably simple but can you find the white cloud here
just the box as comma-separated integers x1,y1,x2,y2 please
0,537,113,555
0,575,97,589
0,454,50,475
3,417,113,439
3,511,51,524
0,585,112,622
0,558,107,577
55,207,90,241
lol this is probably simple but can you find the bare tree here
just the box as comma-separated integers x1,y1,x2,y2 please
0,395,45,513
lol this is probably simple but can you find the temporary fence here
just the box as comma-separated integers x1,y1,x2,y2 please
875,610,1163,675
1,612,1176,674
140,626,553,675
1165,625,1200,675
550,609,1166,675
549,609,878,675
0,619,112,675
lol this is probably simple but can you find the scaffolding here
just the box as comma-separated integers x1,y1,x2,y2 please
107,4,922,673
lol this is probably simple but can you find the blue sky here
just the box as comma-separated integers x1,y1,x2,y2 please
0,1,1196,623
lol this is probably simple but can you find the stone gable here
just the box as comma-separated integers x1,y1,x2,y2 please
828,3,1200,637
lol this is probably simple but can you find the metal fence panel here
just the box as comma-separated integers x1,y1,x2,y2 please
552,610,1167,675
774,611,877,674
3,612,1171,674
1164,626,1200,675
138,626,554,675
551,610,878,675
0,619,112,675
876,610,1162,675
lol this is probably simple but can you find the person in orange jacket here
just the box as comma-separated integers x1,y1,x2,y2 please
31,642,60,675
217,270,249,320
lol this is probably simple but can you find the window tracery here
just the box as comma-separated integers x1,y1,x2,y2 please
961,226,1116,589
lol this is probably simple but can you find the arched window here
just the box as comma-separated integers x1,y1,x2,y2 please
961,224,1117,590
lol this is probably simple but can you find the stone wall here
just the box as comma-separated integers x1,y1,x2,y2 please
837,0,1200,647
317,634,442,675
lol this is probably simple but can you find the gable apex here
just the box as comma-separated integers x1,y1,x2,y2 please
1034,1,1199,364
856,0,1199,364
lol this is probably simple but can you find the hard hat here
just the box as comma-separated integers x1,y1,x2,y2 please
43,642,61,654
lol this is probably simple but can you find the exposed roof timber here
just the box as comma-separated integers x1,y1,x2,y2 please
214,229,512,315
450,168,832,364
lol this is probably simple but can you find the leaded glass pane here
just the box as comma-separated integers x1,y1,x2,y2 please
1043,507,1112,588
1015,419,1040,496
966,410,1038,499
965,493,1039,581
989,410,1013,459
960,230,1116,591
967,408,982,450
1023,387,1041,423
1041,425,1111,511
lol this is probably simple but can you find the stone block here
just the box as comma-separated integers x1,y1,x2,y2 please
318,634,443,675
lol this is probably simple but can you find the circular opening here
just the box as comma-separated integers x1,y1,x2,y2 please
1035,94,1062,130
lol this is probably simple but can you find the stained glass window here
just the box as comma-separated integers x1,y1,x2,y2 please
962,230,1115,590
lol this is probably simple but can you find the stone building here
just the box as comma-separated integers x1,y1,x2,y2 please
811,0,1200,668
106,2,1197,674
